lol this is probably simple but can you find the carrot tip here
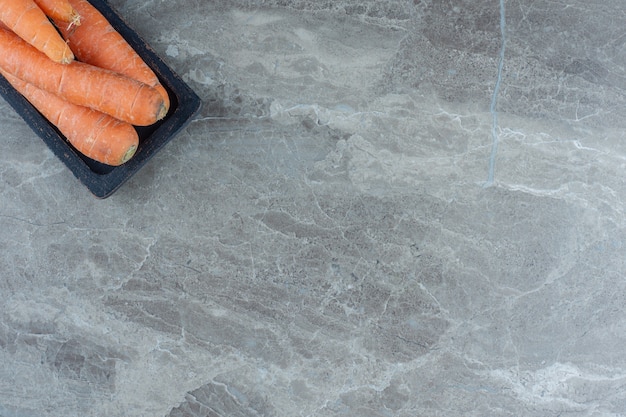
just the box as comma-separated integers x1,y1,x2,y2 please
59,43,75,64
157,102,169,121
68,10,82,29
121,145,137,164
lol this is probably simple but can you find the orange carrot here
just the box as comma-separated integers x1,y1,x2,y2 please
0,26,167,126
0,68,139,165
0,0,74,64
57,0,170,109
33,0,81,28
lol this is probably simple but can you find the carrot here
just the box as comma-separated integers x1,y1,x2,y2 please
57,0,170,109
0,26,167,126
33,0,81,28
0,68,139,165
0,0,74,64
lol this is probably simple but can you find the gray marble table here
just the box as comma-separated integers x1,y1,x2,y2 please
1,1,625,416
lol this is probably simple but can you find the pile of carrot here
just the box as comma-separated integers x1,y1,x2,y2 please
0,0,170,166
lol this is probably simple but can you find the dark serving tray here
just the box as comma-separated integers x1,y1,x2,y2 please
0,0,202,198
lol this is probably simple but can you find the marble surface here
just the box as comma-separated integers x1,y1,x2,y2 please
1,0,626,416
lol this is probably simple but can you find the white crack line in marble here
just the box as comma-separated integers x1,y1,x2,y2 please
485,0,507,187
488,362,626,408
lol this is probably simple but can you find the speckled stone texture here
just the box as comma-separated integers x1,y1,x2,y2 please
1,1,626,416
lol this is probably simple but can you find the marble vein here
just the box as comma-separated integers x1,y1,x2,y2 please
486,0,507,186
